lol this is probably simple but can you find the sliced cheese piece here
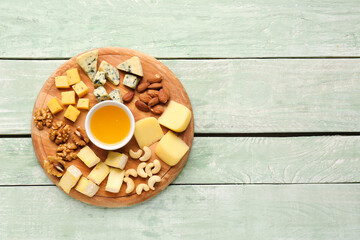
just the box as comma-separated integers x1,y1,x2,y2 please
109,89,123,103
75,177,99,197
158,100,191,132
92,71,106,88
77,145,100,168
76,50,98,81
117,56,143,77
58,165,82,194
134,117,164,148
61,91,76,105
77,98,90,110
104,151,128,169
64,105,80,122
93,86,111,102
47,97,63,114
55,76,70,88
72,81,88,97
105,168,125,193
155,131,189,166
87,161,110,185
66,68,81,86
123,74,141,89
99,60,120,85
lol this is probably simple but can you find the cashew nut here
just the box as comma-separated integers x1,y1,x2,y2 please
136,183,150,195
125,168,138,178
148,175,161,190
137,162,147,178
152,159,161,174
123,177,135,193
145,163,154,177
139,146,151,161
129,149,143,159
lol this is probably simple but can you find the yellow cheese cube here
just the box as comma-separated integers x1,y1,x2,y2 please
134,117,164,148
87,161,110,185
105,168,125,193
158,101,192,132
72,81,88,97
47,97,63,114
64,105,80,122
77,98,90,110
66,68,81,86
55,76,70,88
58,165,82,194
77,145,100,168
61,91,76,105
75,177,99,197
104,151,128,169
155,131,189,166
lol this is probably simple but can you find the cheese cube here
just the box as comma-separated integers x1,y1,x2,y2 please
93,71,106,88
55,76,70,88
109,89,123,103
117,56,143,77
99,61,120,85
76,50,98,81
58,165,82,194
66,68,81,86
64,105,80,122
155,131,189,166
158,101,191,132
105,168,125,193
77,146,100,168
87,161,110,185
47,97,63,114
104,151,128,169
134,117,164,148
72,81,88,97
77,98,90,110
61,91,76,105
75,177,99,197
93,86,111,102
122,74,141,89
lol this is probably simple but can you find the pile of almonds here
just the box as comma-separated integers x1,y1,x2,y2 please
122,74,170,115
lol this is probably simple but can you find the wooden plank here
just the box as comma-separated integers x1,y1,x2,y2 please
1,184,360,239
2,59,360,134
3,136,360,185
0,1,359,58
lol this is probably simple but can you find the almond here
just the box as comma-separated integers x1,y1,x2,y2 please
148,83,162,89
150,105,164,115
137,82,150,93
122,91,135,102
158,88,168,104
148,97,159,107
147,90,159,98
135,100,149,112
148,74,162,83
139,92,152,103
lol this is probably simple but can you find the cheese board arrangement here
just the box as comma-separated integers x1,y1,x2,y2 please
31,48,194,207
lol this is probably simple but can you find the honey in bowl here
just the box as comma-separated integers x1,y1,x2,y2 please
90,105,131,145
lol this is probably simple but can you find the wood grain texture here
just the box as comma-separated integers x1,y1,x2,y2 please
0,1,360,58
31,48,194,207
1,184,360,239
2,59,360,134
3,136,360,185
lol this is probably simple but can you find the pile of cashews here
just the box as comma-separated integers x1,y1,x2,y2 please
124,146,162,195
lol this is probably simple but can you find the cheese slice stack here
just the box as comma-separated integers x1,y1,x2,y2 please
76,50,98,81
58,165,82,194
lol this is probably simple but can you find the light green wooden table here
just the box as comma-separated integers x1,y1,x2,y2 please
1,1,360,239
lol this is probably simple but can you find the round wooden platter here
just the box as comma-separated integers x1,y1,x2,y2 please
31,47,194,207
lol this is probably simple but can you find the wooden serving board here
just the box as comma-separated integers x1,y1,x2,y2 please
31,47,194,207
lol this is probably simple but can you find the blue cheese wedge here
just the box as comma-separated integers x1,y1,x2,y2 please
99,60,120,86
93,71,106,88
123,74,141,89
93,86,111,102
75,177,99,197
76,50,98,81
109,89,123,103
105,168,125,193
117,56,143,77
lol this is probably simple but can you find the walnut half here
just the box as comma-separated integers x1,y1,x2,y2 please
33,108,53,130
49,121,70,144
44,156,66,177
71,126,89,147
56,142,78,161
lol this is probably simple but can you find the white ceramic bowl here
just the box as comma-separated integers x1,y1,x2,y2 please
85,101,135,150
